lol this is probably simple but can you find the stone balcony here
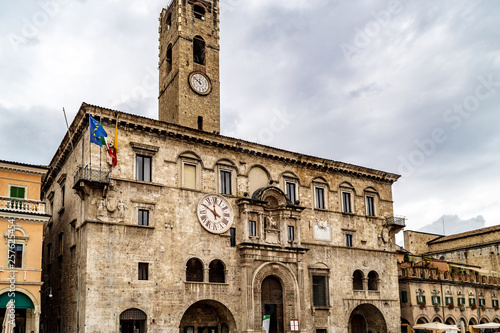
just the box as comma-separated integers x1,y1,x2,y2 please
0,196,46,214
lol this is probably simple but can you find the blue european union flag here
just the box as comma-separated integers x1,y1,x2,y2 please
89,115,107,146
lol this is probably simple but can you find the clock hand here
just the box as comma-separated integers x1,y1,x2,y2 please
212,204,221,218
202,204,218,219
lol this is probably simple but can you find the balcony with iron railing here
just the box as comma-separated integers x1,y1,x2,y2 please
0,197,46,214
386,215,406,227
73,165,110,185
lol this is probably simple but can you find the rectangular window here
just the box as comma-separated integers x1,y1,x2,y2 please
479,298,486,306
401,291,408,303
138,209,149,226
342,192,352,213
417,295,426,304
220,170,232,195
249,221,256,237
457,297,465,305
286,182,296,203
183,164,196,189
316,330,327,333
136,155,152,182
47,243,52,263
312,275,328,306
288,226,295,242
138,263,149,280
345,234,353,247
58,233,63,255
290,320,299,332
432,296,441,305
230,228,236,247
366,196,375,216
61,185,65,207
9,186,26,199
493,299,499,307
315,187,325,209
445,297,453,305
13,244,23,268
469,298,476,306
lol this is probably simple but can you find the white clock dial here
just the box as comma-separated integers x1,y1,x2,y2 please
197,194,234,234
189,72,211,95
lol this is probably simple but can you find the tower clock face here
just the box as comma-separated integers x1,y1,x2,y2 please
197,194,234,234
189,72,211,95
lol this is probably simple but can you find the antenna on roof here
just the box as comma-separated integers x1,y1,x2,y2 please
442,216,446,236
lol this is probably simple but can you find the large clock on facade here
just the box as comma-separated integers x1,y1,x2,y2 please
197,194,234,234
188,71,212,95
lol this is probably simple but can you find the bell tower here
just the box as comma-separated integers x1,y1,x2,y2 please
158,0,220,133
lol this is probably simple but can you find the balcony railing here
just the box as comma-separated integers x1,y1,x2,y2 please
73,165,110,185
386,216,406,227
0,197,46,214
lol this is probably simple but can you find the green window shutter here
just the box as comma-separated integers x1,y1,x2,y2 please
401,291,408,303
10,186,25,199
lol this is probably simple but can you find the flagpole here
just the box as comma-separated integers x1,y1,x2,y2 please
63,108,79,166
99,111,102,182
89,113,92,180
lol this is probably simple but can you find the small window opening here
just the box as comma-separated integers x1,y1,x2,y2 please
193,36,206,65
166,44,172,74
198,116,203,130
166,13,172,30
193,5,206,20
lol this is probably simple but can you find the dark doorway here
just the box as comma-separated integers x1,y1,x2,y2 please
351,314,367,333
120,308,147,333
261,276,284,333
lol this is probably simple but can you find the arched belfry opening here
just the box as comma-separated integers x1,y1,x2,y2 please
193,35,206,65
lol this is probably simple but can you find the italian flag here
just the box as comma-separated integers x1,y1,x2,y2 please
100,119,118,167
262,315,270,333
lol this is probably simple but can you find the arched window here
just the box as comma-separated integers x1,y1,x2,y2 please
353,270,364,290
368,271,378,291
193,4,206,20
193,35,206,65
209,260,225,283
120,308,147,333
166,43,173,74
186,258,203,282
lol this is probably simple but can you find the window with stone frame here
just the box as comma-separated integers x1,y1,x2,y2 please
287,225,295,242
166,43,173,74
9,185,26,199
193,4,206,20
366,195,375,216
220,170,232,195
353,270,364,290
186,258,204,282
249,220,257,237
345,233,353,247
432,296,441,305
312,275,328,307
138,262,149,280
284,177,298,204
136,154,152,182
342,191,352,213
368,271,378,291
138,209,149,226
208,260,225,283
313,180,328,210
13,244,23,268
193,35,206,65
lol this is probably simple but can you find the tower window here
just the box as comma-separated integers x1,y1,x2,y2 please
198,116,203,130
193,5,206,20
166,44,173,74
166,13,172,30
193,35,206,65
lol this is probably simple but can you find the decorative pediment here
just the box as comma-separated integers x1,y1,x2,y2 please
251,186,291,208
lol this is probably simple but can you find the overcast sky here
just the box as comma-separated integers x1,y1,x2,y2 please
1,1,499,238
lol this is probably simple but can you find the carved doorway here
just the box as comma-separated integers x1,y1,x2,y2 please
261,276,284,333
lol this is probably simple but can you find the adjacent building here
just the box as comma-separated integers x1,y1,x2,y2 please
40,1,405,332
0,160,50,333
399,228,500,333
